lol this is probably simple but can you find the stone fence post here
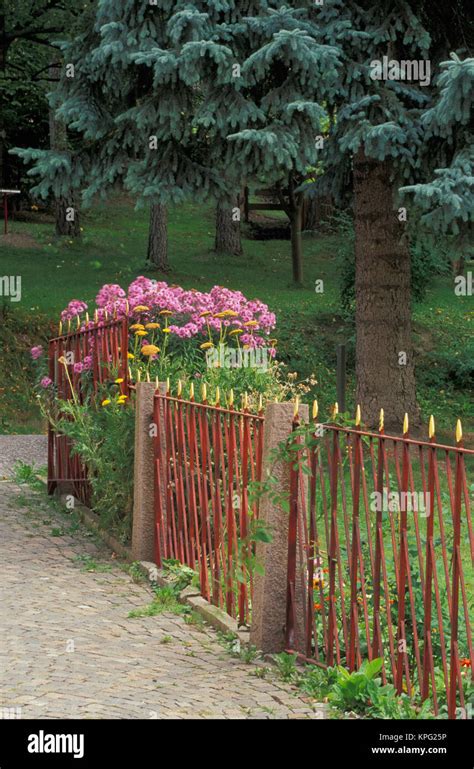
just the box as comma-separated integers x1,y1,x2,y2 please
250,402,308,655
131,382,166,562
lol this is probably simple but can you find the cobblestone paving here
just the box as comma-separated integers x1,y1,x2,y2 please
0,483,326,720
0,435,47,479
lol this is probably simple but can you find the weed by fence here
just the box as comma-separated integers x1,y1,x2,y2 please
47,316,129,505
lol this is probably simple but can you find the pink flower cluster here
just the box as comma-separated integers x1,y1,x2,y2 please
60,300,89,322
30,345,43,360
90,277,277,344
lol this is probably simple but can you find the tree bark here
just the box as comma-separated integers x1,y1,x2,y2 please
303,196,319,233
353,149,419,431
147,203,169,271
215,197,242,255
49,63,81,238
290,203,304,286
0,1,7,189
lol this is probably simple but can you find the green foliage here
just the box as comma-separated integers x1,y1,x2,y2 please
12,461,44,489
271,652,299,683
161,560,199,592
420,342,474,391
48,390,135,542
400,55,474,235
74,554,112,573
128,585,186,619
329,660,435,719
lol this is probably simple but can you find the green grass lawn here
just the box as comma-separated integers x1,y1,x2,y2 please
0,196,472,440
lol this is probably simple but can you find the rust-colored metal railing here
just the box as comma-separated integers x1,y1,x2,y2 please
47,315,130,505
153,385,264,626
286,404,473,719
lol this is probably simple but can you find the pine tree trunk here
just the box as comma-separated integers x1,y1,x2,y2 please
0,0,7,190
147,203,169,271
353,149,419,431
49,63,81,238
54,197,80,237
303,196,319,232
290,204,304,285
0,0,6,72
215,198,242,255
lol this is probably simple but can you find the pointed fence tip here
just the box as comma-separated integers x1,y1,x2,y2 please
201,382,207,401
333,402,339,417
456,419,463,444
355,404,361,427
229,388,234,407
215,386,220,406
189,382,195,400
258,394,263,413
177,379,182,397
166,377,170,393
379,408,385,432
293,396,300,419
403,413,409,435
313,400,319,420
146,371,151,383
429,415,435,440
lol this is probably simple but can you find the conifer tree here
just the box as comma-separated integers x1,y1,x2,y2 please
311,0,472,428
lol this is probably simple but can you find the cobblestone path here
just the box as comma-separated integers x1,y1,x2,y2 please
0,482,325,719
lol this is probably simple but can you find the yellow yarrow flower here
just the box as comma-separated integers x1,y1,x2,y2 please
127,352,135,359
145,322,160,330
200,342,214,350
133,305,150,313
135,330,148,337
159,309,173,316
162,328,171,334
229,329,243,336
102,399,111,406
115,378,124,384
130,323,145,331
141,345,160,356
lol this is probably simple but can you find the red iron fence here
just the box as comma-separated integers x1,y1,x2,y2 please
286,409,473,718
153,387,264,626
47,316,130,504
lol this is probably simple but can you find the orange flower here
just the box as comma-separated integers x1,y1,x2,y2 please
460,658,471,668
314,603,322,611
